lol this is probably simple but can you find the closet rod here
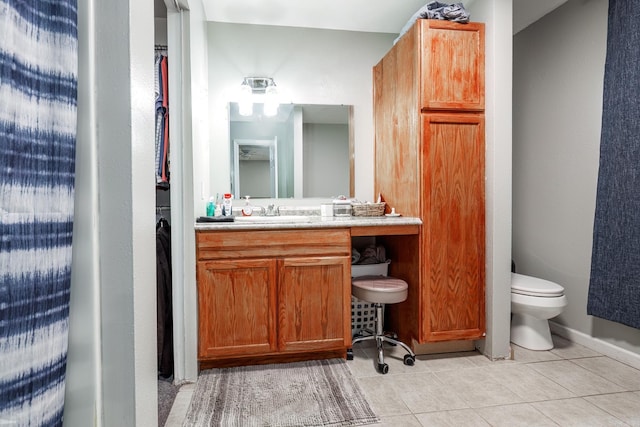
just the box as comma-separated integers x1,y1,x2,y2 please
155,44,168,51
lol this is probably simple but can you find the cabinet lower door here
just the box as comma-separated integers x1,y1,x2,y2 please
278,256,351,352
422,113,486,341
197,259,277,359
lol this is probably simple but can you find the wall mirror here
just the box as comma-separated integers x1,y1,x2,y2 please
229,102,354,199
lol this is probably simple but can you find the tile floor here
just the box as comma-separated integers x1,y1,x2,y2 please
164,335,640,426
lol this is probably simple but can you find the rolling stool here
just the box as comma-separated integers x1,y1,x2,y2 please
347,275,416,374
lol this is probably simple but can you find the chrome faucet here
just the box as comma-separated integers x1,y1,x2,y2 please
265,204,278,216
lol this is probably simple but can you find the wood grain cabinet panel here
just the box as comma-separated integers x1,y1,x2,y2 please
420,21,485,111
278,256,352,352
197,259,277,358
422,114,485,341
374,20,486,344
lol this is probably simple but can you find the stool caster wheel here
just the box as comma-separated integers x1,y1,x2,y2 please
403,354,415,366
377,363,389,374
346,349,354,360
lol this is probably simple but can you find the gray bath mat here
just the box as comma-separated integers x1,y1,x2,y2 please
183,358,379,426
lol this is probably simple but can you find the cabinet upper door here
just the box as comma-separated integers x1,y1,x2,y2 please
419,20,485,112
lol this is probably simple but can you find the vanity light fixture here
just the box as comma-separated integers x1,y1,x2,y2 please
238,77,279,117
238,79,253,116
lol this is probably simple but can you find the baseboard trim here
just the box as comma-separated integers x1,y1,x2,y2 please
412,339,476,355
549,321,640,370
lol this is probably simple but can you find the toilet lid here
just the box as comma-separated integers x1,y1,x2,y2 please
511,273,564,297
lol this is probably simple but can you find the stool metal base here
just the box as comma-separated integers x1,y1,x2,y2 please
350,303,415,374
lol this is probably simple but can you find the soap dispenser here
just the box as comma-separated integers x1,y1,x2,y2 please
241,196,254,216
214,194,222,217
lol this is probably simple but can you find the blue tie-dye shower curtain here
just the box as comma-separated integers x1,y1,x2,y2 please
0,0,78,425
588,0,640,329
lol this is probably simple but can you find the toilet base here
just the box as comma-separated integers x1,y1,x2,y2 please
510,313,554,350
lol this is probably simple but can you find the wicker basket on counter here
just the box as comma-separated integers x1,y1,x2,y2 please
351,201,386,217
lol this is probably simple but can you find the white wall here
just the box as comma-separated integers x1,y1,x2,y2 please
66,0,158,425
467,0,514,360
303,123,350,197
513,0,640,356
205,23,396,210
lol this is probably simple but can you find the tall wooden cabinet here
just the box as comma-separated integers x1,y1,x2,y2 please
374,20,485,343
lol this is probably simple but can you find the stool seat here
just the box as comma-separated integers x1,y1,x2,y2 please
352,275,408,304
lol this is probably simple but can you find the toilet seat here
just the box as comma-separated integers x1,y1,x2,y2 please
511,273,564,298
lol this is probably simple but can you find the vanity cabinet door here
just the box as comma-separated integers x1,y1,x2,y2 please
197,258,277,359
278,256,352,353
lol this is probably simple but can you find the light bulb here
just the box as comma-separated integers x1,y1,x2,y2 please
239,80,253,116
263,83,279,117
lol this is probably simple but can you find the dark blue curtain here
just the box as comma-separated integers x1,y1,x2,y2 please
0,0,78,425
588,0,640,329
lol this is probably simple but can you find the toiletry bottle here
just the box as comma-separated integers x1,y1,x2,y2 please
222,193,233,216
206,197,215,217
214,194,222,217
241,196,253,216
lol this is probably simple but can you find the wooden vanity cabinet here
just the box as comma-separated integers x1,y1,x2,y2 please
196,229,351,367
374,20,486,344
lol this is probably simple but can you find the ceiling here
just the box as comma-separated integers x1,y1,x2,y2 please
157,1,568,35
202,0,439,34
198,0,567,35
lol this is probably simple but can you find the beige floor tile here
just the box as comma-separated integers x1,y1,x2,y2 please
549,335,601,359
475,403,558,427
461,351,505,367
356,375,412,417
488,364,575,402
376,414,424,426
528,360,625,396
347,346,383,378
584,391,640,426
417,351,485,372
396,372,469,413
532,397,628,426
573,356,640,391
434,366,524,408
415,408,491,427
357,341,432,375
511,343,563,363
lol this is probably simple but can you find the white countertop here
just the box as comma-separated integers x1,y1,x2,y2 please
194,215,422,231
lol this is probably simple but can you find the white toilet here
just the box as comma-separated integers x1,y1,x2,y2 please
511,273,568,350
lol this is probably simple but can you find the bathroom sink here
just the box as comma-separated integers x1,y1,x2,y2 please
234,215,312,224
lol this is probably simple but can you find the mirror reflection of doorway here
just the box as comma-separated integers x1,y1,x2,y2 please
232,138,278,199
